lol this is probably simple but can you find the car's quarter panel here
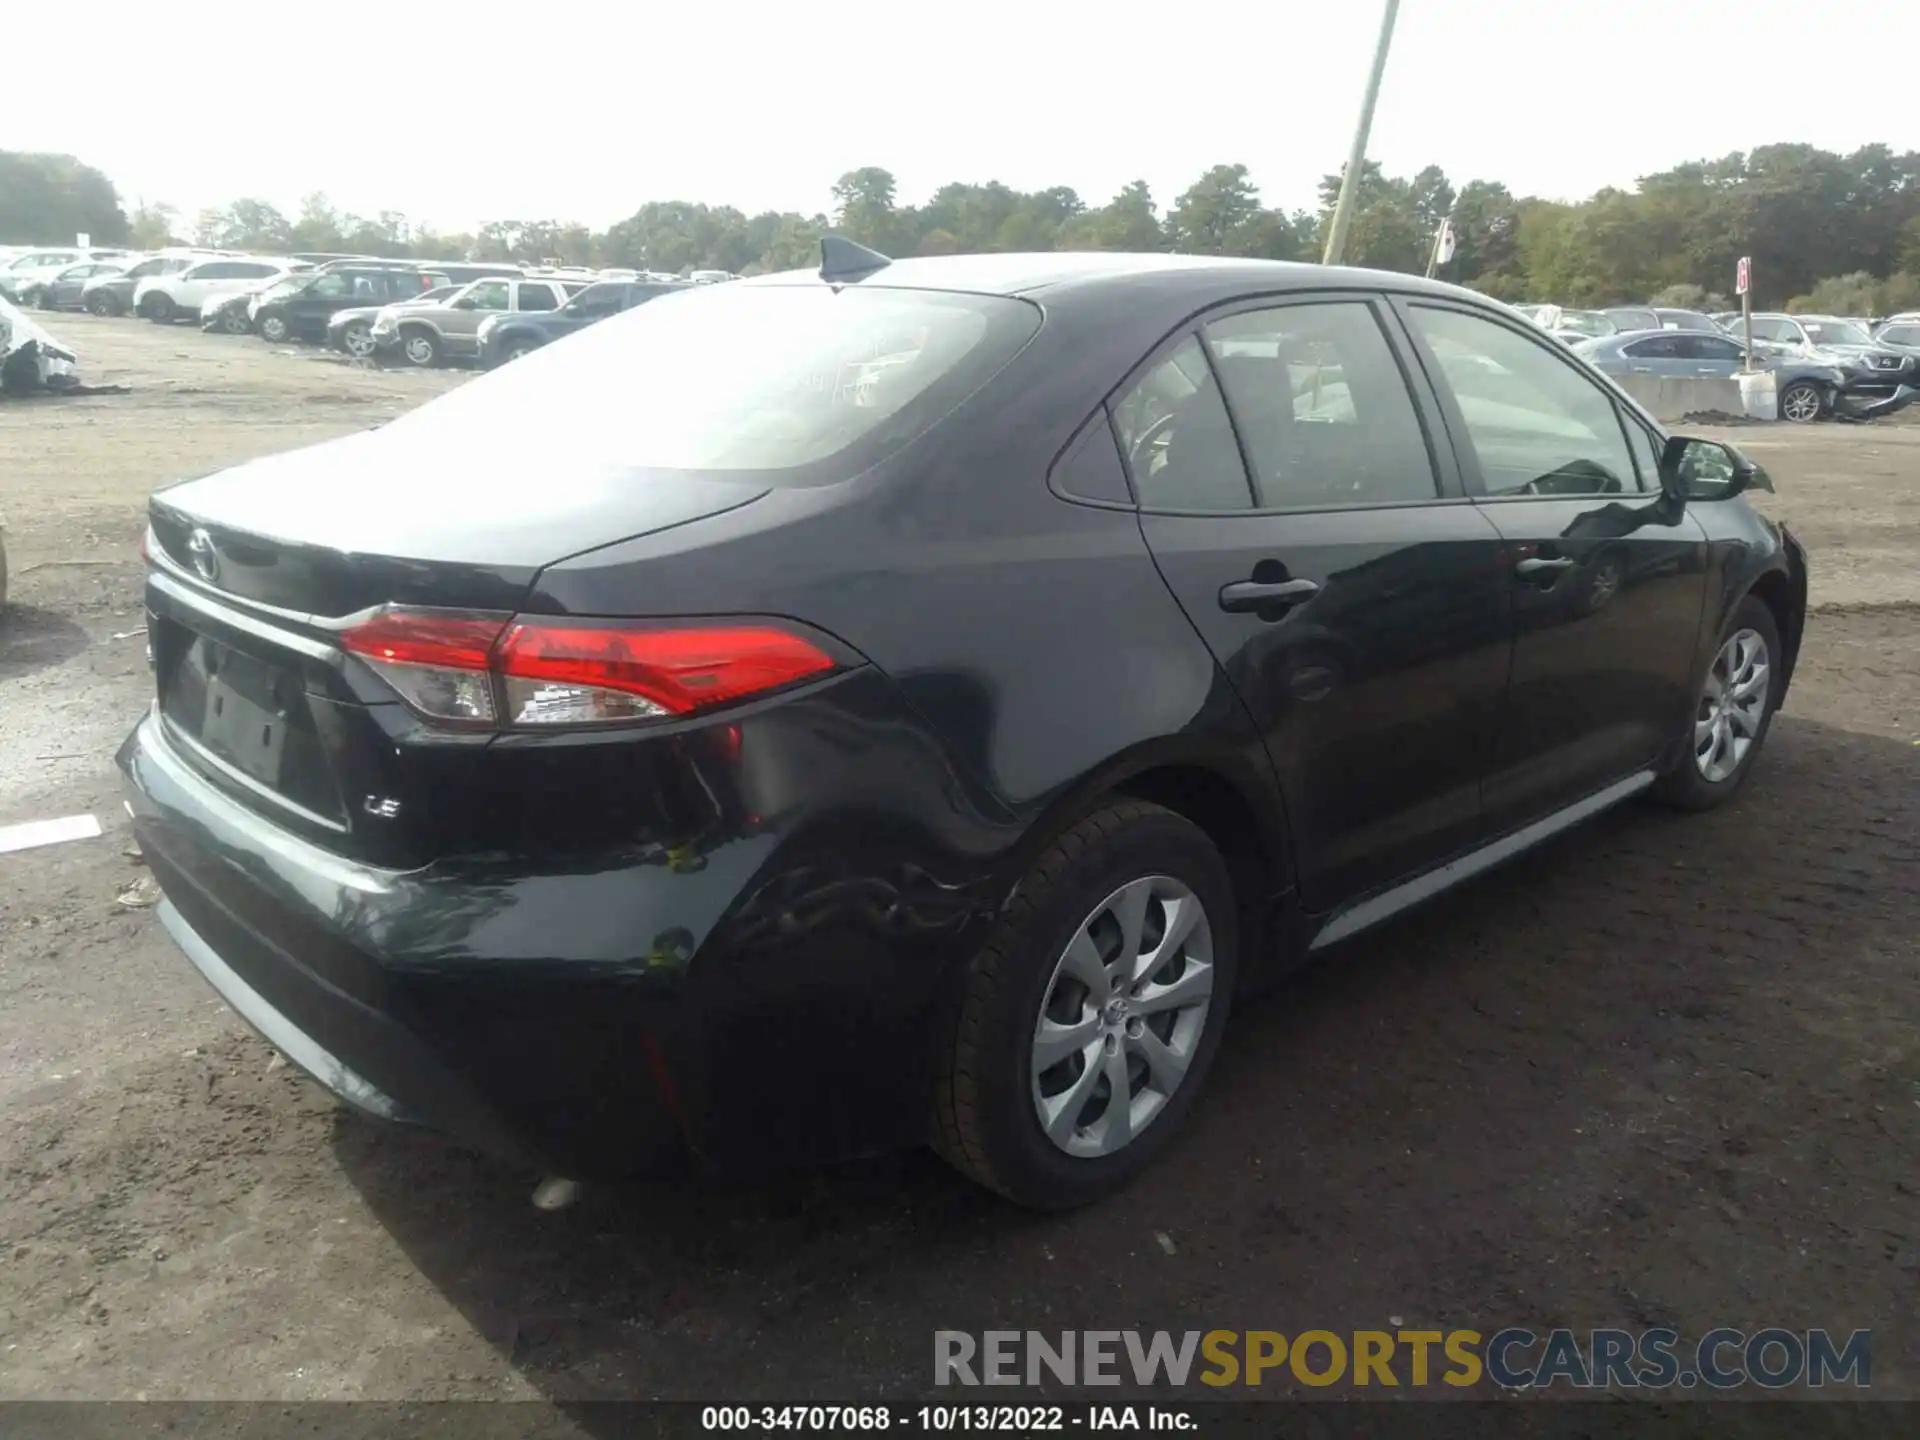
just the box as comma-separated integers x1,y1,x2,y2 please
119,660,1008,1176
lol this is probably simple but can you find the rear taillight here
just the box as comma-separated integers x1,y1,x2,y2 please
338,609,839,729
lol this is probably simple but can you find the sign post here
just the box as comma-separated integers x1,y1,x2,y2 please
1736,256,1753,371
1425,218,1456,280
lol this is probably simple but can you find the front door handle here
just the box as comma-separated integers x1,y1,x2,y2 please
1514,556,1576,581
1219,578,1320,613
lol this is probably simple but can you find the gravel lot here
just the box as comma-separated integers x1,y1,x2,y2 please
1,316,1915,1403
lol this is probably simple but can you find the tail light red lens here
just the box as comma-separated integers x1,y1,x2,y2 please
337,609,839,730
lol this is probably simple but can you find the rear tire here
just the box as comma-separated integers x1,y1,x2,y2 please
85,291,117,316
35,288,57,312
931,799,1238,1209
1651,594,1783,812
221,306,253,336
339,321,376,359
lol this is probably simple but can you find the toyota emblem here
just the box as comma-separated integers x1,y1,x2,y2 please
186,527,219,583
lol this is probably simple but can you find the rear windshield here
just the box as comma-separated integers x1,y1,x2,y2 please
395,283,1041,478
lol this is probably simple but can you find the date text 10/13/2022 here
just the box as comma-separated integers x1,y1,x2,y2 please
701,1406,1195,1431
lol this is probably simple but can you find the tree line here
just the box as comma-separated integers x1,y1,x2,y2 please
6,143,1920,313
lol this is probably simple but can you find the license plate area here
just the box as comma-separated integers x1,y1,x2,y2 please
158,625,343,821
199,652,289,786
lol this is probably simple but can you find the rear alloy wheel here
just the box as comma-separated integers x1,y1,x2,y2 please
1779,381,1824,424
1652,594,1782,811
36,288,58,312
85,291,116,316
221,307,253,336
933,799,1237,1209
257,310,290,343
340,322,376,359
400,328,441,367
501,340,537,365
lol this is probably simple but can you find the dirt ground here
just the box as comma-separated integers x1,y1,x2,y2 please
0,316,1915,1404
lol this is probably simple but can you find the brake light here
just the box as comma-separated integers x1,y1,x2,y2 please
337,610,838,729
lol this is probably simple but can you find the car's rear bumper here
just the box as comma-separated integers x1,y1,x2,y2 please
117,675,1002,1179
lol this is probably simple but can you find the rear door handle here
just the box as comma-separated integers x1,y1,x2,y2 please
1514,556,1576,580
1219,578,1320,613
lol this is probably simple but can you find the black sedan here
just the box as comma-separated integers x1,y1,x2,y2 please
120,244,1808,1209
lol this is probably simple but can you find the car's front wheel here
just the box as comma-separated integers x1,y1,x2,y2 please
339,321,376,359
221,307,253,336
1652,594,1782,811
400,327,441,367
1779,380,1824,424
257,310,290,343
85,291,117,316
144,293,176,323
933,799,1238,1209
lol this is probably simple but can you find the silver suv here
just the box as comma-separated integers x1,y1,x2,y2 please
370,275,584,366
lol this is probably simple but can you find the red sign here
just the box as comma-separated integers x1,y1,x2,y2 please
1736,257,1751,296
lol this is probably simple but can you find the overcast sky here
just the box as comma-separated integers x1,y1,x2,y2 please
16,1,1918,234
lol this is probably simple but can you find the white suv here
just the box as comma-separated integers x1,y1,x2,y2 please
134,258,301,324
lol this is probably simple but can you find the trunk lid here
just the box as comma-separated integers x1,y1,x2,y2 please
144,427,770,866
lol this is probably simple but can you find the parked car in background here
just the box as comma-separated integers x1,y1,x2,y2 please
1652,308,1720,333
1574,329,1846,423
1529,305,1617,345
326,285,463,359
250,266,439,344
81,252,209,315
475,278,689,367
201,274,300,335
415,262,526,286
136,258,302,323
1745,313,1917,393
1871,319,1920,355
688,269,738,283
370,274,587,366
21,259,128,311
119,249,1808,1209
1603,306,1660,334
0,246,131,300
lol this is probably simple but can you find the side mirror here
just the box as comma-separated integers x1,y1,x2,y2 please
452,297,475,310
1660,435,1773,501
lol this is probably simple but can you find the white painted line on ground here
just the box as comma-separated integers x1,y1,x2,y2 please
0,813,104,854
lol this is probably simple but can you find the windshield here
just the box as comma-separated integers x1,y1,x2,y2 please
1559,311,1616,338
1802,319,1871,346
1656,310,1715,330
1606,309,1658,331
259,276,311,300
392,283,1042,478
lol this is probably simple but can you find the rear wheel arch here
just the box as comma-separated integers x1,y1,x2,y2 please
1005,749,1295,990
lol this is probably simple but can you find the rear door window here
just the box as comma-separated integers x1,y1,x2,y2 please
1202,300,1439,508
515,282,560,312
1622,334,1684,359
1111,336,1253,511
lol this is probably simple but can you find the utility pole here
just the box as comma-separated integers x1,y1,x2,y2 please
1322,0,1403,267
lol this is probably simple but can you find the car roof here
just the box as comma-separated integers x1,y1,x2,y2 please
739,250,1501,307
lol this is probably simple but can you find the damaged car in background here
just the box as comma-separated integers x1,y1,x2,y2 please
0,293,80,396
1574,327,1918,423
